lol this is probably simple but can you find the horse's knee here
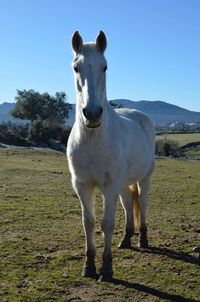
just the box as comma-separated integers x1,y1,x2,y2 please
102,219,115,233
83,216,95,232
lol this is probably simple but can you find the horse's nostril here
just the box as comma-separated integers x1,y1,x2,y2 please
99,107,103,117
82,108,89,119
82,106,103,121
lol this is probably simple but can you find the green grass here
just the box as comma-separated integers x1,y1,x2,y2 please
156,132,200,159
0,147,200,301
156,133,200,146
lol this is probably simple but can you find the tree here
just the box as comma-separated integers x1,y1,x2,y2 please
11,89,71,143
11,90,42,121
40,92,71,123
11,89,71,123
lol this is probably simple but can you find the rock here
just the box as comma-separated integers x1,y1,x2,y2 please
192,246,200,253
62,272,68,278
17,280,28,288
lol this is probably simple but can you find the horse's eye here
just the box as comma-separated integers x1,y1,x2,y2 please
103,65,107,72
74,66,79,73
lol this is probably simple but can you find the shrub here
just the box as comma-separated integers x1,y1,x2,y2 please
0,123,28,146
59,127,71,146
28,120,62,143
155,139,183,157
0,122,71,148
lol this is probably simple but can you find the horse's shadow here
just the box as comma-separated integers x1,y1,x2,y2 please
110,245,200,302
111,278,199,302
130,245,200,266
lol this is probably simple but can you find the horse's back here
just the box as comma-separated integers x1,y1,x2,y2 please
115,108,155,149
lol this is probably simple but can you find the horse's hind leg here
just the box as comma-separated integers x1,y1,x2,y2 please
118,187,134,249
138,176,151,248
72,179,96,278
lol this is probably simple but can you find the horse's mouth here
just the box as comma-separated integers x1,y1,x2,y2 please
85,122,101,129
84,119,101,129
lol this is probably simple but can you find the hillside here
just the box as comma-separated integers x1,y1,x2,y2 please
0,100,200,125
111,99,200,125
0,102,19,124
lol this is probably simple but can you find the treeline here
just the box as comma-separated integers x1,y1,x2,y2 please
0,89,72,150
155,123,200,134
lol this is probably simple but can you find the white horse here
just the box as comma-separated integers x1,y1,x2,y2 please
67,31,155,281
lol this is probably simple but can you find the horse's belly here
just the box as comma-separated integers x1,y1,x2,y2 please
124,141,154,184
126,158,152,183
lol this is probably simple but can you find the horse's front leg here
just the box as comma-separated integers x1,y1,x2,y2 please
99,188,118,282
72,179,96,278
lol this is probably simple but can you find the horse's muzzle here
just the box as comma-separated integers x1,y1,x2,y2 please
82,106,103,128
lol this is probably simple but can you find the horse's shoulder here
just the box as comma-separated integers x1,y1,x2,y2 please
114,108,155,143
114,108,151,125
67,124,81,152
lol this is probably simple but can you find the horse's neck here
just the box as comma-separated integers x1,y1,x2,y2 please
75,97,83,125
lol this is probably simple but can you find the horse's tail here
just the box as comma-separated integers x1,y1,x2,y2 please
130,183,141,232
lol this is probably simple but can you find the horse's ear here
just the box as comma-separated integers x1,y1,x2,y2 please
96,31,107,54
72,31,83,54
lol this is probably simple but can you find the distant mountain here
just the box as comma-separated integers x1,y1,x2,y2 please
110,99,200,125
0,102,75,125
0,100,200,125
0,102,19,124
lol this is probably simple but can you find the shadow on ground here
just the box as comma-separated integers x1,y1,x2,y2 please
112,278,199,302
131,246,200,266
109,245,199,302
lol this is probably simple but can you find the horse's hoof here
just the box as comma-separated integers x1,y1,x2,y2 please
82,265,96,279
118,239,131,249
138,239,148,249
98,271,113,282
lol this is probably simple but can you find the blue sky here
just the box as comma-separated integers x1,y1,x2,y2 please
0,0,200,111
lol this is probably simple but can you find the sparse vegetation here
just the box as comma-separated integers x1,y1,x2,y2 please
0,147,199,301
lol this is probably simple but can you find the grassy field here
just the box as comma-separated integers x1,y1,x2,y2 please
156,132,200,160
0,146,200,302
156,133,200,146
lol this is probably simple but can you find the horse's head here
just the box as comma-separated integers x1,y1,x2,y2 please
71,31,107,129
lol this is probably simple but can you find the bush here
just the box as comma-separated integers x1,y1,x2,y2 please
0,123,28,145
59,127,71,146
0,122,72,148
155,139,183,157
28,120,62,143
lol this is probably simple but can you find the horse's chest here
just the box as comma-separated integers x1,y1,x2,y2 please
68,140,117,184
